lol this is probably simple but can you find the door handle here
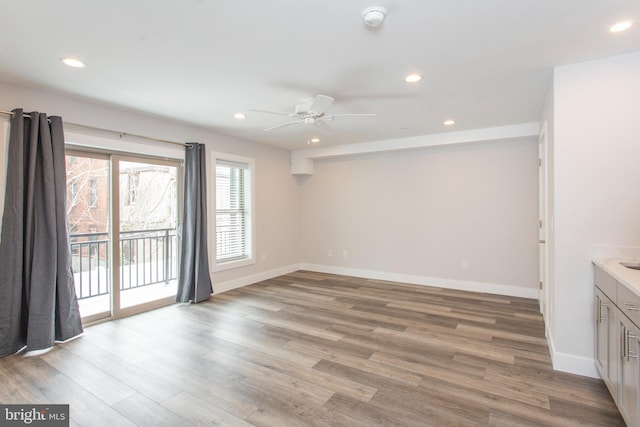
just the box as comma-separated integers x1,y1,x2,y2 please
629,330,638,360
599,301,608,322
624,302,640,312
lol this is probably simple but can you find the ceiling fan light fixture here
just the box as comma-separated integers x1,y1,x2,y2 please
362,6,387,28
254,94,375,131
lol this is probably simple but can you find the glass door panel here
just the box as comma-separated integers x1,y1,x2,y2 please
117,159,179,310
66,152,111,321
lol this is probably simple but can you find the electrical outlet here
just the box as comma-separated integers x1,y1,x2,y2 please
343,250,349,258
462,260,470,270
261,253,266,262
328,249,333,257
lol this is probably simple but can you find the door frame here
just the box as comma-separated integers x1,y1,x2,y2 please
112,153,184,319
66,147,184,324
538,121,549,321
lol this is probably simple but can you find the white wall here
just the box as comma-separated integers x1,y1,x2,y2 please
299,139,539,297
550,51,640,376
0,82,300,291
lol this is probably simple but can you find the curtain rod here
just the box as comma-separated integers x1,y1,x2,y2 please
0,110,192,148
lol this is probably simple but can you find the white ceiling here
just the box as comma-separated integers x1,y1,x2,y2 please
0,1,639,150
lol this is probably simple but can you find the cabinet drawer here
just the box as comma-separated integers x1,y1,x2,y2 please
596,265,617,299
617,282,640,327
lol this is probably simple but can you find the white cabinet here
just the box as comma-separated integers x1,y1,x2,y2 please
595,264,640,426
595,286,618,400
619,314,639,426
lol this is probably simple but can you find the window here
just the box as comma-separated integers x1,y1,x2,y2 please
214,154,254,270
70,181,78,205
124,173,139,206
89,178,98,208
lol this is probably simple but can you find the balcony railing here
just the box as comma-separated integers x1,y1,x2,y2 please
70,228,177,300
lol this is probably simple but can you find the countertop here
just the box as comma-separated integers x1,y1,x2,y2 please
593,257,640,297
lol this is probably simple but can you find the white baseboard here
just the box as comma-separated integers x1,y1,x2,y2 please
299,263,539,299
547,324,599,378
213,264,300,294
212,262,538,299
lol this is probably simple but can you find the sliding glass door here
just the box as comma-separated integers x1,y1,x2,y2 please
66,150,182,323
66,152,111,320
116,157,180,310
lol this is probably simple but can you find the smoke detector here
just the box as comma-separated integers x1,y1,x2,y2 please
362,6,387,28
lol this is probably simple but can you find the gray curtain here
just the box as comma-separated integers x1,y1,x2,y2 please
176,143,213,303
0,109,83,357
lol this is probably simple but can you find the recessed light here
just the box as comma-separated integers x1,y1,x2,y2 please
61,57,86,68
310,137,320,143
610,20,633,33
444,120,455,126
404,73,422,83
234,113,246,119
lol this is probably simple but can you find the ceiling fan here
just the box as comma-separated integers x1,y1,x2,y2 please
249,94,375,131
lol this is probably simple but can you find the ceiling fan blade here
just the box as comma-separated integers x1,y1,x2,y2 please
248,108,292,117
316,119,333,129
307,95,334,115
330,113,377,117
264,120,303,131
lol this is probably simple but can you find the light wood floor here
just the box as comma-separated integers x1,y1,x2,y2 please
0,271,624,426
